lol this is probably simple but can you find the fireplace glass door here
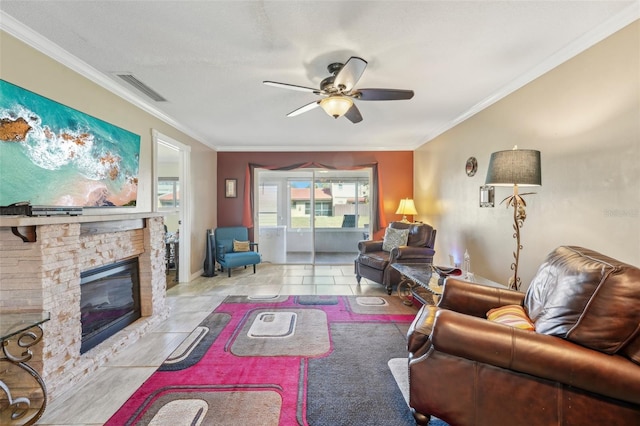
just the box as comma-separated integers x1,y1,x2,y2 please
80,258,141,354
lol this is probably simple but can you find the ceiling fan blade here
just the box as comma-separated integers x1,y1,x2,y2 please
354,88,414,101
344,103,363,124
334,57,368,92
264,81,323,94
287,100,321,117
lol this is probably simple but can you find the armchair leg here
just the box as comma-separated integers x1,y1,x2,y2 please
386,284,393,295
411,409,431,426
228,268,231,277
356,274,362,285
253,264,256,274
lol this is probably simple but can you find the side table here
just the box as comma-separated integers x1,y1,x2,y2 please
1,312,50,425
392,264,443,306
391,264,503,306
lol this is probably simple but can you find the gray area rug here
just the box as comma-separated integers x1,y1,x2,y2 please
306,321,416,425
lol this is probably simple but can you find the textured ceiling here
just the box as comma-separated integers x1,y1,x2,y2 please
1,1,638,151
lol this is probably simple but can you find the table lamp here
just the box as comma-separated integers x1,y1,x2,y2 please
395,198,418,223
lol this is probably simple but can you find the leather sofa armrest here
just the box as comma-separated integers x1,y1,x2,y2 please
390,246,435,262
437,278,524,318
429,310,640,405
407,304,438,356
358,240,384,253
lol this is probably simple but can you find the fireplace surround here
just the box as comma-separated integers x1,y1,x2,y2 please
0,213,169,401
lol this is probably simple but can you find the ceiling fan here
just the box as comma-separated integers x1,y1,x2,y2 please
263,56,414,124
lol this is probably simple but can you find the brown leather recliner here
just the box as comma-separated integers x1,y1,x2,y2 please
355,221,436,294
407,246,640,426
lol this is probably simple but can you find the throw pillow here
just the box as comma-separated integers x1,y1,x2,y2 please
382,227,409,252
233,239,250,252
486,305,535,331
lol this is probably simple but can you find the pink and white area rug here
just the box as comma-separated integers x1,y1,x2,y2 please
105,295,435,426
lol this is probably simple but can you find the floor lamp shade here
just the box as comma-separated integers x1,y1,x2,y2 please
485,149,541,187
485,148,541,290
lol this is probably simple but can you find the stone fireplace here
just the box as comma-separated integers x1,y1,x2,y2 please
0,213,169,401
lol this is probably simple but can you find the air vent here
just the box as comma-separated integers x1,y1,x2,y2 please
115,73,167,102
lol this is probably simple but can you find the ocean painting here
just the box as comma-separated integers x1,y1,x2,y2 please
0,79,140,207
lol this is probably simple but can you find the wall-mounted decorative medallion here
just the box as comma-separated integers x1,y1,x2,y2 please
465,157,478,177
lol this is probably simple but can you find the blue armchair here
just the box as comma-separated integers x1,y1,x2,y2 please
214,226,261,277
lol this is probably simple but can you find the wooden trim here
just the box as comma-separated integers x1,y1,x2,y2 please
80,219,145,235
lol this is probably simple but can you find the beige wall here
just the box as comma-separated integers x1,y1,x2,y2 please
415,21,640,290
0,31,218,278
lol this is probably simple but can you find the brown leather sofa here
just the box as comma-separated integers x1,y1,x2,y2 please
355,221,436,294
407,246,640,425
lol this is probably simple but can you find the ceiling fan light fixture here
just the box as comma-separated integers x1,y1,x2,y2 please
320,96,353,119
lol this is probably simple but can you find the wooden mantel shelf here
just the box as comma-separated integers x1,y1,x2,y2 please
0,212,165,242
0,212,164,227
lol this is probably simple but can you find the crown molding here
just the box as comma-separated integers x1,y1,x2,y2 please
420,3,640,147
215,144,416,152
0,11,215,150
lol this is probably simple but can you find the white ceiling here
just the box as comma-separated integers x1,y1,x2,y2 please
1,1,638,152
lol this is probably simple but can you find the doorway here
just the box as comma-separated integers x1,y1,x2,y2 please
153,130,191,283
255,168,371,264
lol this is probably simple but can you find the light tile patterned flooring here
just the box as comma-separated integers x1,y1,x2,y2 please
39,264,390,425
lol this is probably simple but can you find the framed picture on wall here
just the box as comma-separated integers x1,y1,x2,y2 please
0,79,141,207
225,179,237,198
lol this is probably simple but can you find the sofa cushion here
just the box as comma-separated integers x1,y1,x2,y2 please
407,223,431,247
219,251,261,268
357,252,390,270
390,221,433,247
524,246,640,355
382,227,409,252
487,305,534,331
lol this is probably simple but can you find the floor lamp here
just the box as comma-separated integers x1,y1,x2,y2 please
485,147,541,290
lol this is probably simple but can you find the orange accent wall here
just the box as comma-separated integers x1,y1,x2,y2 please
217,151,413,240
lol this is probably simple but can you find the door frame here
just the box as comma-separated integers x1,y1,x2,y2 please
152,129,191,283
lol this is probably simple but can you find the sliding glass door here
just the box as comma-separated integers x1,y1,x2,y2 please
313,170,370,263
289,172,314,263
256,168,371,264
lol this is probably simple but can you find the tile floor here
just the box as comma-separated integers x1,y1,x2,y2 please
38,263,390,425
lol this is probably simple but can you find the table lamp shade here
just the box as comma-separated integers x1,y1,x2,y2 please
485,149,541,187
396,198,418,216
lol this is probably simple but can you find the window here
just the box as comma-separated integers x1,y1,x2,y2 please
157,177,179,209
257,183,278,226
315,201,332,217
288,175,369,229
